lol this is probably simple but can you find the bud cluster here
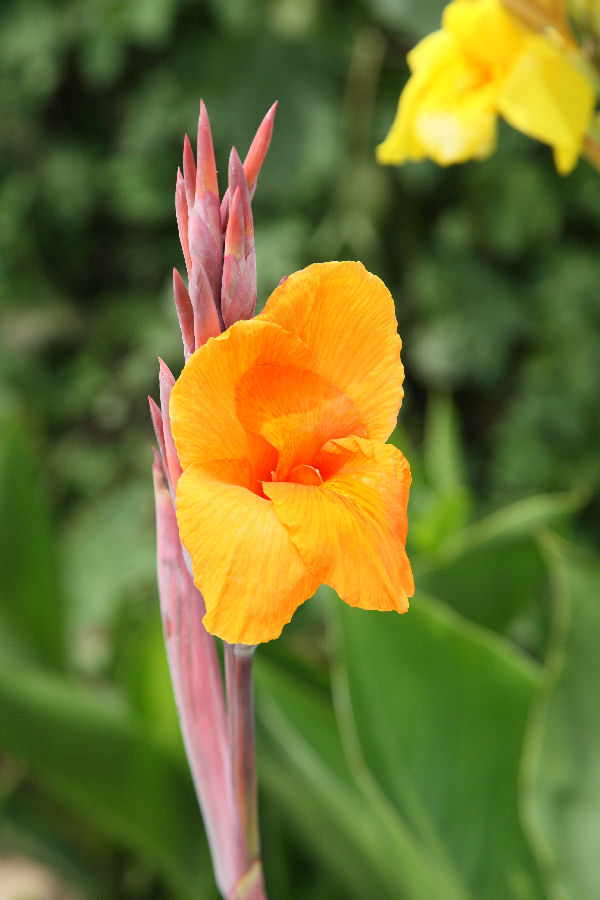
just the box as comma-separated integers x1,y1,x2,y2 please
150,100,277,495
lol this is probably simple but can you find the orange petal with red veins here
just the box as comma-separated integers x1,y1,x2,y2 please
170,318,312,476
264,435,414,612
235,362,365,481
175,460,319,644
259,262,404,442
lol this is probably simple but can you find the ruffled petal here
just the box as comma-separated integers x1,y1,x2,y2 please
444,0,527,69
170,318,312,477
498,34,594,174
176,460,319,644
264,435,414,613
378,25,500,167
235,362,365,480
407,27,456,73
259,262,403,442
413,74,498,165
377,31,457,165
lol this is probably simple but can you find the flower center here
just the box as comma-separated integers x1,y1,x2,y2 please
236,362,366,483
285,464,324,486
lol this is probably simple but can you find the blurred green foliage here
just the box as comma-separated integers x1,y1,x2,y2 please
1,0,599,898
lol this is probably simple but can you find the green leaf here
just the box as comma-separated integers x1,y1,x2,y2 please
335,594,545,900
417,489,582,633
417,536,547,634
523,535,600,900
0,410,63,667
256,650,471,900
452,492,584,555
62,482,157,633
0,660,209,900
423,393,468,497
411,490,473,557
119,615,183,754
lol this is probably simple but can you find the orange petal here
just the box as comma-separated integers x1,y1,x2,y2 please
170,318,312,480
235,362,365,480
264,435,414,612
259,262,404,442
288,464,323,486
175,460,319,644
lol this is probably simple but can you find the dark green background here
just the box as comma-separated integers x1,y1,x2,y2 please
1,1,599,897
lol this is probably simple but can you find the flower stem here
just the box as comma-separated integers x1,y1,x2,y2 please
154,460,249,896
225,642,265,898
229,860,267,900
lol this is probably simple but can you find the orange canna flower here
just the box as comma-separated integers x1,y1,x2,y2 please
170,260,414,645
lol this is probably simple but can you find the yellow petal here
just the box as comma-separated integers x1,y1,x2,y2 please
259,262,403,442
414,77,498,165
378,27,499,167
176,460,319,644
552,143,579,176
407,28,456,73
377,31,458,164
264,435,414,613
443,0,527,69
376,73,431,165
498,34,595,173
235,362,365,480
170,318,312,478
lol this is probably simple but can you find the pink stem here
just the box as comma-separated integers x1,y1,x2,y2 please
153,460,247,897
224,643,260,865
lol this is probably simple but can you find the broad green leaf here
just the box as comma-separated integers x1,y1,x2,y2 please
62,482,156,634
256,656,392,898
417,489,582,632
417,535,548,633
0,411,63,667
523,535,600,900
119,615,183,754
335,594,545,900
0,660,210,900
452,492,583,556
256,653,470,900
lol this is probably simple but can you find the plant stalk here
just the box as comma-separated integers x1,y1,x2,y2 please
224,642,266,899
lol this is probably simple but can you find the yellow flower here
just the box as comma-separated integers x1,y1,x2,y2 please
377,0,595,173
169,262,414,645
